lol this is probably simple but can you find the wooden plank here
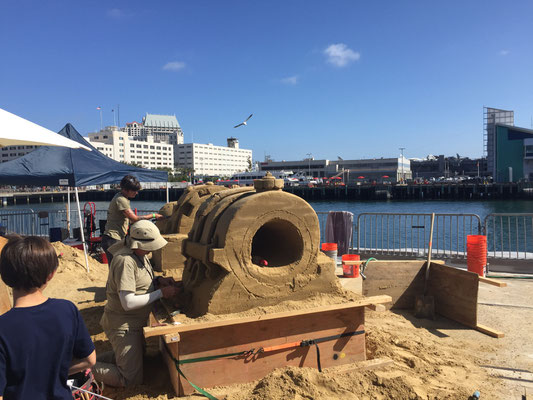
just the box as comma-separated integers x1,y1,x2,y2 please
325,357,394,374
476,324,505,338
362,261,427,309
365,304,386,312
0,237,11,315
172,306,366,395
144,295,391,338
427,262,478,328
478,276,507,287
160,335,183,396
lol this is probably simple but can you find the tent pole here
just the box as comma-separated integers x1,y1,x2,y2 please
74,187,90,273
66,187,71,237
166,181,169,203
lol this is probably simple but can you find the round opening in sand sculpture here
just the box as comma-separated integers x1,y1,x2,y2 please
251,218,303,267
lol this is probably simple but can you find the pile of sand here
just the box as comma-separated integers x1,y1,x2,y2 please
43,244,528,400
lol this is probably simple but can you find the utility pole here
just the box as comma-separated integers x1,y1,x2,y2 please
306,153,312,177
399,147,405,183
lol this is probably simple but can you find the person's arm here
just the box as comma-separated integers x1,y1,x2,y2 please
118,286,177,311
69,350,96,375
122,208,163,223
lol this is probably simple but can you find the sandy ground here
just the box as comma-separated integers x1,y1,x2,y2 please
44,242,532,400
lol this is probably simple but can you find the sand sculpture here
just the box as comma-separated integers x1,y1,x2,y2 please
163,173,342,316
152,183,228,272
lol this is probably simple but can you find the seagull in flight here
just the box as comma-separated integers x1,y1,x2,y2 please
234,113,253,128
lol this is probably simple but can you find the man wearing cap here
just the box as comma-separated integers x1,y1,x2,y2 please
94,220,179,387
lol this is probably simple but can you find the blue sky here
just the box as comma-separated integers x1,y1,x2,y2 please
1,1,532,162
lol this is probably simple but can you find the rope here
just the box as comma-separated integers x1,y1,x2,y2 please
360,257,378,280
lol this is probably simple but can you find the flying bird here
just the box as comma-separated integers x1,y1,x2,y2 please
234,113,253,128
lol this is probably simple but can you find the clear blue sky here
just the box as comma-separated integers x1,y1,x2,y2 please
1,1,532,162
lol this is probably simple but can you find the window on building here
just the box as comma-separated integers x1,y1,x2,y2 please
525,145,533,158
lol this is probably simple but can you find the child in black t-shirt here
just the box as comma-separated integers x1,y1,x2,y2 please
0,236,96,399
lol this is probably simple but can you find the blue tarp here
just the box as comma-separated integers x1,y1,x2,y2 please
0,123,168,186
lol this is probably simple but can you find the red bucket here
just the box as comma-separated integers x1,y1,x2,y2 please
466,235,487,276
342,254,360,278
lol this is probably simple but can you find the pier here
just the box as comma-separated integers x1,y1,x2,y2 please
1,182,532,206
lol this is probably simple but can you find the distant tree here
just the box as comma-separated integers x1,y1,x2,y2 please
247,156,252,172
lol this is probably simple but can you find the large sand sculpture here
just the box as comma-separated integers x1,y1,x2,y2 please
157,173,342,316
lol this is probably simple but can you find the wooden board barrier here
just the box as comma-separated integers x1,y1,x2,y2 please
145,296,391,396
362,260,427,309
426,262,479,328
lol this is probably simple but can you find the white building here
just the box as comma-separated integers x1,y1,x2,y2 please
0,145,36,163
175,138,252,177
87,127,174,169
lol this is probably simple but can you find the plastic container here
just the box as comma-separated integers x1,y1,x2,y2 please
342,254,360,278
321,242,338,260
466,235,487,277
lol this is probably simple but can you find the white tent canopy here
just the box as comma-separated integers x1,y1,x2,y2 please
0,108,91,150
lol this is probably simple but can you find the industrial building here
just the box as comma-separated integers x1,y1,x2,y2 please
259,157,411,183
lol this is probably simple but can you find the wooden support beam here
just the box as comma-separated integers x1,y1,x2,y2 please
478,276,507,287
144,295,392,338
476,324,505,338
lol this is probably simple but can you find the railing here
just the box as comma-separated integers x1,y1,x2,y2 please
354,213,482,259
0,208,153,238
1,208,532,262
483,213,533,260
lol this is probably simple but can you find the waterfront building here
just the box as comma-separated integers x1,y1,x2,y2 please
491,124,533,182
484,107,514,177
0,145,36,163
175,137,252,177
87,127,174,169
259,157,411,183
410,155,487,180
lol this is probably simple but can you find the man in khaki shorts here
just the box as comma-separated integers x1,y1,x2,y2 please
101,175,163,265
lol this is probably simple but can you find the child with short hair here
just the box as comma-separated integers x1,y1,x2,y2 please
0,236,96,399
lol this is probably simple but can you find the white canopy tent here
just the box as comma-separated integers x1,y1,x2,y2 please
0,108,91,150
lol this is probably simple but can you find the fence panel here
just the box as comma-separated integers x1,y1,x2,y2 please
483,213,533,260
354,213,482,258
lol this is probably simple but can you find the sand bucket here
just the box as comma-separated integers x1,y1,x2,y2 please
466,235,487,277
342,254,360,278
321,243,338,260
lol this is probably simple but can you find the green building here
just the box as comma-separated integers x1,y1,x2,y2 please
492,124,533,182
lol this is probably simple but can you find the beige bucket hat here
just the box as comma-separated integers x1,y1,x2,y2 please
126,220,167,252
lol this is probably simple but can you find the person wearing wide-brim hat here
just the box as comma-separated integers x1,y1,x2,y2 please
94,220,179,387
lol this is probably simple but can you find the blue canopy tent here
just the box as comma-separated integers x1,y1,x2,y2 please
0,123,169,271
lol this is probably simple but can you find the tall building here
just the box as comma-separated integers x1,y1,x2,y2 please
175,138,252,177
484,107,514,176
87,127,174,169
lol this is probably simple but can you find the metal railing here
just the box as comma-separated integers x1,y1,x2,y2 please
483,213,533,260
0,208,153,238
355,213,482,259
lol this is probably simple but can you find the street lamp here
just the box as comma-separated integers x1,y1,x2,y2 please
399,147,405,183
306,153,312,178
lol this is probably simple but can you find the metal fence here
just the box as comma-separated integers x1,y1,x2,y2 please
0,208,153,238
483,213,533,260
1,209,532,262
354,213,482,259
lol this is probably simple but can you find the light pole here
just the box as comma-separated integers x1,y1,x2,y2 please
399,147,405,183
306,153,312,178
